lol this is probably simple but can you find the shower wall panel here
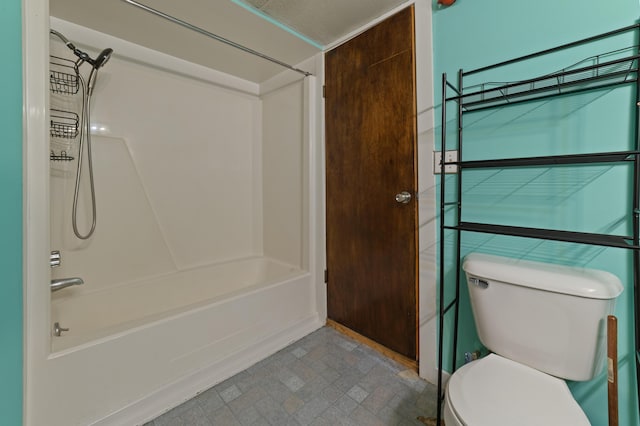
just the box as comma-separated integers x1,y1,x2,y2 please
89,58,262,270
51,136,176,293
261,81,305,267
51,35,266,295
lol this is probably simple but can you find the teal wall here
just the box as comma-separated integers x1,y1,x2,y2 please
0,0,23,424
433,1,640,425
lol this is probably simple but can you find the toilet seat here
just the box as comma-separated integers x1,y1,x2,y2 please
446,353,590,426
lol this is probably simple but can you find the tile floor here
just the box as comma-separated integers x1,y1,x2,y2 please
145,326,438,425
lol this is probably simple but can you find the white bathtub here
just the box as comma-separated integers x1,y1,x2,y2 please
34,23,323,426
38,257,321,426
51,256,304,352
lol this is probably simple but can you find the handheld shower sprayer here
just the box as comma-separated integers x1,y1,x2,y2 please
92,48,114,69
50,29,113,69
50,28,114,240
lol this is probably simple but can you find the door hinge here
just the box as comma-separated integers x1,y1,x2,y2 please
322,85,326,98
324,269,328,283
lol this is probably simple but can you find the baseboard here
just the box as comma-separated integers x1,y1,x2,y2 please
92,314,324,426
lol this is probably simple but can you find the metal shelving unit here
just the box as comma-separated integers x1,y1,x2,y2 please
436,23,640,425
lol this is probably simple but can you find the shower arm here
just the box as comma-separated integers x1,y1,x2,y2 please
121,0,313,77
51,29,114,71
50,29,91,65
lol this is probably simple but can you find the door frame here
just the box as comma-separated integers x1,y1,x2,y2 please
321,0,438,382
324,4,419,360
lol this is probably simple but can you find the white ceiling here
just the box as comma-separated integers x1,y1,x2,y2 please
50,0,407,83
237,0,408,46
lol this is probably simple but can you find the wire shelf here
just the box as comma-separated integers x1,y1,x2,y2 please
50,150,75,162
449,48,639,112
50,109,79,139
50,55,80,95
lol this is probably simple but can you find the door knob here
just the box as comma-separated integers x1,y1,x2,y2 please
395,191,412,204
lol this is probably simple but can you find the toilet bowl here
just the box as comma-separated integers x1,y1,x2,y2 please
443,354,590,426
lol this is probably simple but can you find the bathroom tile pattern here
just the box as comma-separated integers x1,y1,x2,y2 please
145,326,438,426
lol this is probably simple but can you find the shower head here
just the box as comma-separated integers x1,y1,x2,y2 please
50,29,113,69
91,48,113,69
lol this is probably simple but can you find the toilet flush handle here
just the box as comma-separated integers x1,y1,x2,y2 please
470,277,489,289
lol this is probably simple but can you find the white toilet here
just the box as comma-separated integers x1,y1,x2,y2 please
443,253,623,426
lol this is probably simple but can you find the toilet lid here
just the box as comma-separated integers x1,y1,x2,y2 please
447,354,590,426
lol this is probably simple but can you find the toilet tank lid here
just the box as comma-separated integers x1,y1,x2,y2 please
462,253,623,299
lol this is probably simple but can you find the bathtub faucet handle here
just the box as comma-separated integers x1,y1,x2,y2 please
50,251,61,268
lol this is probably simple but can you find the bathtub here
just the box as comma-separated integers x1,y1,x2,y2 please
33,21,323,426
51,256,305,352
38,257,321,426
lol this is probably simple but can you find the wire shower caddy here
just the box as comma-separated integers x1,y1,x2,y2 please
50,108,79,140
50,55,80,95
49,54,81,161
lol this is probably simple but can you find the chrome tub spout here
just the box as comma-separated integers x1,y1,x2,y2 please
51,277,84,292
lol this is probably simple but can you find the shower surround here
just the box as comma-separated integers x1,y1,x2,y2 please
37,17,322,426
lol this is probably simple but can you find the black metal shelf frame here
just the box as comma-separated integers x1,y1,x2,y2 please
448,150,640,169
450,54,639,112
436,22,640,425
446,222,638,250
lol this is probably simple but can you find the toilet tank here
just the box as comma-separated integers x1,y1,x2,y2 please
462,253,623,381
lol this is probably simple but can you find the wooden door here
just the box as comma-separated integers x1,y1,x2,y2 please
325,6,418,360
